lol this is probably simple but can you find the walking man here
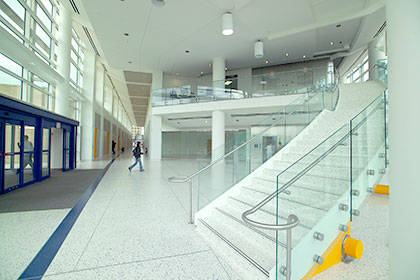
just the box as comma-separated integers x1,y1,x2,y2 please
128,142,144,172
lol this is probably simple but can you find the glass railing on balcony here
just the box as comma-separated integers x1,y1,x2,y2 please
152,67,337,107
240,90,387,280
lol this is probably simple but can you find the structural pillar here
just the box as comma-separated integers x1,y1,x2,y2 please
55,5,72,117
212,110,225,161
150,115,162,160
212,57,225,90
386,0,420,279
368,36,386,81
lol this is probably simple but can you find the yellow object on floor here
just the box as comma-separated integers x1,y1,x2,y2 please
302,223,351,279
344,236,364,259
375,185,389,195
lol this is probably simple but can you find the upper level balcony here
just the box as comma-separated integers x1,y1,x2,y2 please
151,66,338,108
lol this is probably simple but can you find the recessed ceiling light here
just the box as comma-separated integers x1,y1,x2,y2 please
265,59,269,64
336,24,342,28
200,71,204,75
204,120,208,124
236,119,239,122
185,50,190,53
128,61,132,64
302,55,306,59
124,33,129,36
285,53,289,57
330,41,334,45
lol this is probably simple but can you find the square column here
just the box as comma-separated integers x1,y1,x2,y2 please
150,115,162,160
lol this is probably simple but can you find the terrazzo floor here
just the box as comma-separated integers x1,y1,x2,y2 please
0,154,389,280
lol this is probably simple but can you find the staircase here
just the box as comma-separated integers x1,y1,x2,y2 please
195,81,387,280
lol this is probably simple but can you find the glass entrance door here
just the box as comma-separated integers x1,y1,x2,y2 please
22,125,36,184
4,122,22,191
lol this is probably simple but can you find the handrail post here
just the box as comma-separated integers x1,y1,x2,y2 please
286,215,293,280
189,179,194,224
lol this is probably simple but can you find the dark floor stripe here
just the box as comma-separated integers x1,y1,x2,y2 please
18,159,115,280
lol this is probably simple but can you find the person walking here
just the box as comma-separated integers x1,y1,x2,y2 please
128,142,144,172
112,140,116,155
16,135,34,174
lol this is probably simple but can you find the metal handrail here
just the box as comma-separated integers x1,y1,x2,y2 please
169,85,338,184
241,93,384,230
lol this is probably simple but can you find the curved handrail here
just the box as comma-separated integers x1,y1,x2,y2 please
168,85,339,184
241,92,384,230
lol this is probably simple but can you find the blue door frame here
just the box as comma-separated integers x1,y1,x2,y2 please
0,95,79,195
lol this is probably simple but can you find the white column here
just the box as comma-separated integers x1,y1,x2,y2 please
386,1,420,279
150,115,162,160
212,57,225,90
144,71,163,154
368,36,386,81
55,6,72,117
212,110,225,161
80,52,96,161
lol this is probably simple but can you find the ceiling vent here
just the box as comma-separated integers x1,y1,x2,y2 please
68,0,80,14
83,26,100,57
151,0,166,7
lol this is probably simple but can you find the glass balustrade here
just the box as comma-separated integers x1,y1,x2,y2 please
266,91,388,279
152,67,338,107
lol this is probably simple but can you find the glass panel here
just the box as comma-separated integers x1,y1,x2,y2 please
0,0,25,34
65,150,70,169
36,3,52,31
70,63,77,83
42,151,49,177
71,38,78,51
23,126,35,184
5,123,21,153
71,50,78,63
39,0,53,14
0,69,22,100
35,23,51,48
42,128,49,150
32,87,48,108
0,52,23,76
4,154,20,189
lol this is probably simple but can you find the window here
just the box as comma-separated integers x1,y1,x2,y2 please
0,0,58,66
69,27,84,91
0,51,54,110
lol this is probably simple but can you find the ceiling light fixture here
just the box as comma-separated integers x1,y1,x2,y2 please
124,33,129,36
128,61,132,64
254,40,264,59
330,41,334,45
285,52,289,57
185,50,190,53
200,71,204,75
222,12,234,36
302,55,306,59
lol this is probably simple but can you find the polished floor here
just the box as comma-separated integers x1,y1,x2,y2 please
0,155,389,279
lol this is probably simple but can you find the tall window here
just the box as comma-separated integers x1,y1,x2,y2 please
70,28,84,91
0,52,54,110
0,0,58,66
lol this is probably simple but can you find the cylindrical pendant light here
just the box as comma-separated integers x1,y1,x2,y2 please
222,13,234,36
254,40,264,58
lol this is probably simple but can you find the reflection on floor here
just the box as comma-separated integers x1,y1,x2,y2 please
0,169,103,213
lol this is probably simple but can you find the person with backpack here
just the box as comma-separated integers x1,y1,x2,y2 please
128,142,144,172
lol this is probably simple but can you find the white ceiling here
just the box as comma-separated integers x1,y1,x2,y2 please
80,0,384,76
